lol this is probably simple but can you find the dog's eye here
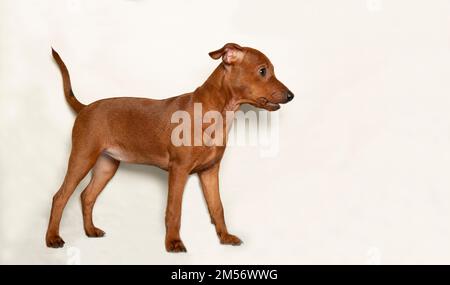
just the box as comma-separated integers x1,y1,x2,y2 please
259,67,267,77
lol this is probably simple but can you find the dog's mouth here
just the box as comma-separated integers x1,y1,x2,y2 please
255,97,280,111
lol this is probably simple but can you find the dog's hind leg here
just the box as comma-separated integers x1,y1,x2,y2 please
80,154,119,237
46,147,99,248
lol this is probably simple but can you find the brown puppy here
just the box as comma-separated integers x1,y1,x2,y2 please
46,43,294,252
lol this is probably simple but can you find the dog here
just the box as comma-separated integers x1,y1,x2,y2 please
46,43,294,252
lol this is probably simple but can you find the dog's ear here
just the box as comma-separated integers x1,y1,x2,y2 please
209,43,244,65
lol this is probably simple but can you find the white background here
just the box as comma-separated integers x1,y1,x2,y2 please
1,0,450,264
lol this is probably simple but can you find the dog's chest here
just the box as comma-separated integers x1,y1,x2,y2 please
192,146,226,172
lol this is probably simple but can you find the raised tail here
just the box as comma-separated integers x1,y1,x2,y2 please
51,48,85,113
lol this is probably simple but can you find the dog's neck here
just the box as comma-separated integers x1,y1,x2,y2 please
193,63,243,114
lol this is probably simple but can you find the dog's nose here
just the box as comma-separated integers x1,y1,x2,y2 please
286,90,294,102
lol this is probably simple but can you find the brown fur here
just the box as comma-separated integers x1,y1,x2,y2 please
46,43,294,252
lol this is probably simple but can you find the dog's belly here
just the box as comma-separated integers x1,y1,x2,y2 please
103,146,170,170
103,147,133,162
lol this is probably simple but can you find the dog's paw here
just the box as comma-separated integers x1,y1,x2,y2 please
46,235,65,248
166,239,187,253
85,227,105,238
219,233,242,246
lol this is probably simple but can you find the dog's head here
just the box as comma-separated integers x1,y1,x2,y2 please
209,43,294,111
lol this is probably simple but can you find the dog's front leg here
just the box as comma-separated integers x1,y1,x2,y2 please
198,163,242,246
165,164,189,252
